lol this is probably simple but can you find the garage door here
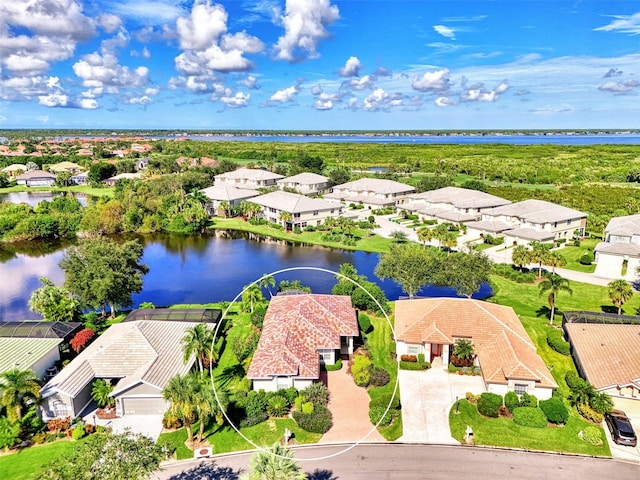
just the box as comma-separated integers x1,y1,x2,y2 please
122,397,167,415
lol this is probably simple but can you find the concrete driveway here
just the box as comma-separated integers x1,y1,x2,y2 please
398,364,484,443
603,398,640,464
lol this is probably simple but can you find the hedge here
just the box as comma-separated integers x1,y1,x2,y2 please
239,413,268,428
491,263,536,283
546,328,570,355
577,403,604,423
519,392,538,408
370,393,401,411
324,359,342,371
369,406,396,427
293,405,333,434
477,393,503,418
581,426,603,445
539,397,569,424
399,360,430,370
512,407,548,428
504,391,519,413
565,370,584,389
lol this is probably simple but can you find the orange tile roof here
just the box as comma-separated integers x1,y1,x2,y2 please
565,323,640,390
395,298,557,388
247,294,358,380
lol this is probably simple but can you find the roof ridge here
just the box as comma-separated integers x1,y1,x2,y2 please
473,300,534,349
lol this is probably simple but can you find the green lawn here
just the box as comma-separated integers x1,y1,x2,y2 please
0,438,84,480
449,400,610,456
558,239,598,273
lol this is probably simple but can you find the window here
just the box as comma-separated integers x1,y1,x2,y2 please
294,213,300,218
407,346,419,355
313,210,318,216
514,384,527,395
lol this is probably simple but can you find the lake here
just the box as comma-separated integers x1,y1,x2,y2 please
0,231,491,321
0,192,90,207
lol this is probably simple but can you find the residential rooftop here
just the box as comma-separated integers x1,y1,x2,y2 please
483,199,587,224
249,190,339,213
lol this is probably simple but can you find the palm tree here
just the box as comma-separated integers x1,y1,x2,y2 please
336,263,358,282
544,251,567,274
218,201,231,217
589,391,614,415
529,241,550,278
538,273,573,324
417,226,433,247
189,190,209,206
242,284,264,313
511,245,531,272
433,223,449,247
278,211,293,230
0,369,41,422
91,379,115,409
163,374,197,443
189,372,229,442
441,232,458,253
259,274,276,299
608,279,634,314
182,324,215,373
241,443,307,480
452,339,475,365
568,381,597,408
391,230,408,243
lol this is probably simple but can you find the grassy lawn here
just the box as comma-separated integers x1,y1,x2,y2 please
0,438,83,480
449,400,611,456
210,218,393,253
558,239,598,273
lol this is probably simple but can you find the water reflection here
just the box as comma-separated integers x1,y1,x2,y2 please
0,191,90,207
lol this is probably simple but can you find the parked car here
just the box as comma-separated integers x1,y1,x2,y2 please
605,410,637,447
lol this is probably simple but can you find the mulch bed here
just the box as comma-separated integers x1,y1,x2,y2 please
95,408,118,420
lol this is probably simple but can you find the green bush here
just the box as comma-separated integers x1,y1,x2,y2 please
293,405,333,434
303,382,329,407
369,393,401,411
504,391,520,412
369,406,395,427
353,368,371,387
399,360,430,370
565,370,584,389
276,387,298,405
245,390,269,417
577,403,604,423
512,407,548,428
162,412,182,429
581,426,603,445
539,398,569,424
239,414,268,428
519,392,538,408
324,359,342,371
250,306,266,329
72,425,86,440
266,395,289,417
579,251,594,265
448,363,460,373
351,354,372,387
294,395,305,412
477,393,503,418
369,366,390,387
491,263,536,283
547,328,570,355
358,314,372,334
302,402,314,415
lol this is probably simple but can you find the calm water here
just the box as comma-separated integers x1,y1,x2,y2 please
0,192,89,207
0,232,490,321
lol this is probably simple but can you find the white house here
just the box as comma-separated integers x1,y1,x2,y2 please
248,190,342,229
15,170,56,187
276,172,330,196
325,178,415,209
215,168,284,190
594,214,640,280
199,184,260,216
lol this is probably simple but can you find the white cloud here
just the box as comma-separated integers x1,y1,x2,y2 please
221,31,264,54
97,13,122,33
314,99,333,110
349,75,373,90
530,105,573,114
433,25,455,39
411,69,450,92
598,79,639,93
270,85,298,102
220,92,250,108
4,54,50,75
38,93,97,109
241,75,258,89
594,12,640,35
362,88,401,111
435,96,455,107
73,52,149,91
107,0,185,23
274,0,340,62
462,88,497,102
338,56,362,77
494,81,509,94
127,95,152,105
176,1,228,51
311,85,323,95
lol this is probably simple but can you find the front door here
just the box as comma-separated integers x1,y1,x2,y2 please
430,343,442,362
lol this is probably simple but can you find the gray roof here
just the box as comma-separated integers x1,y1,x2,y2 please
419,207,478,223
324,191,395,205
605,214,640,237
332,178,415,195
503,228,555,241
595,241,640,256
215,168,284,182
465,220,513,233
200,184,260,202
16,170,56,180
0,321,81,339
277,172,328,185
41,320,199,399
407,187,511,210
249,190,338,213
0,337,62,374
483,199,586,224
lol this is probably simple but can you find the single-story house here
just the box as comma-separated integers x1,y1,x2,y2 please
468,199,587,246
48,161,83,175
15,170,56,187
1,163,27,178
40,315,210,420
215,168,284,190
103,172,142,186
276,172,330,196
199,184,260,216
247,190,343,229
325,178,415,209
72,171,89,185
400,187,511,224
564,313,640,403
247,294,359,392
395,298,557,399
594,214,640,280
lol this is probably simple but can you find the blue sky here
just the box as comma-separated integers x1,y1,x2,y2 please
1,0,640,130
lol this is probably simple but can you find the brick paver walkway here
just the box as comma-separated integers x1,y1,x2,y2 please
320,365,385,443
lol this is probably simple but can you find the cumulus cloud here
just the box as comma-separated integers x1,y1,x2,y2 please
604,68,623,78
97,13,122,33
108,0,185,23
314,99,333,110
270,85,299,103
433,25,456,39
348,75,373,90
598,79,639,93
274,0,340,62
131,47,151,59
594,12,640,35
38,93,98,109
241,75,259,89
435,96,455,107
73,52,149,91
374,66,392,77
176,2,228,51
494,81,509,94
411,68,450,93
338,56,362,77
311,85,323,95
362,88,402,111
220,91,250,108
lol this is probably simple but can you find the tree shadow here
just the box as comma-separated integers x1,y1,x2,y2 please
215,364,245,387
307,469,339,480
535,306,552,318
600,305,619,314
166,461,241,480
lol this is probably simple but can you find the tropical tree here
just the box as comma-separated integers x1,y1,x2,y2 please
277,280,311,293
538,273,573,324
239,201,261,220
189,372,228,442
182,324,215,373
529,241,551,278
452,339,475,365
189,189,209,206
416,226,433,247
441,232,458,252
218,200,231,217
568,381,597,408
259,274,276,299
91,379,115,409
445,251,492,298
0,369,41,422
589,391,614,415
28,277,80,322
511,245,531,271
163,374,197,443
278,211,293,229
391,230,408,243
543,251,567,274
607,279,634,314
242,284,264,313
432,223,450,247
241,443,307,480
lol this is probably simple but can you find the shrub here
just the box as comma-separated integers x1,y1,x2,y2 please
302,402,314,414
399,360,430,370
294,396,305,412
245,390,269,417
577,403,604,423
47,417,71,434
519,392,538,408
565,370,584,389
546,329,570,355
417,353,425,364
71,425,86,440
448,363,460,373
579,251,594,265
369,366,390,387
581,426,603,445
293,405,333,434
477,393,503,418
505,391,520,413
358,314,372,334
369,406,395,427
539,398,569,424
239,414,268,428
491,263,536,283
250,306,266,329
353,368,371,387
370,393,401,411
162,412,182,429
70,328,96,353
277,387,298,405
351,354,372,387
303,382,329,407
266,395,289,417
324,359,342,371
465,392,478,404
400,354,417,362
512,407,548,428
31,432,47,445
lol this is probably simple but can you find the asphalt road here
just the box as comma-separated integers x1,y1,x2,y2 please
153,443,640,480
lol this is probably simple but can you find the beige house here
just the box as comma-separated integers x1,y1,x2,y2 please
395,298,557,399
248,190,342,229
103,172,142,186
325,178,415,209
1,163,27,178
48,161,83,174
199,184,260,215
247,294,358,392
215,168,284,190
277,172,330,196
467,199,587,246
400,187,511,224
15,170,56,187
594,214,640,280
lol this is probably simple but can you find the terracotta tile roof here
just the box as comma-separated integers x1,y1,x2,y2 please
247,294,358,380
564,323,640,390
395,298,556,388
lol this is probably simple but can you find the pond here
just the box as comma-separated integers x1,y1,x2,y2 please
0,231,491,321
0,191,90,207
